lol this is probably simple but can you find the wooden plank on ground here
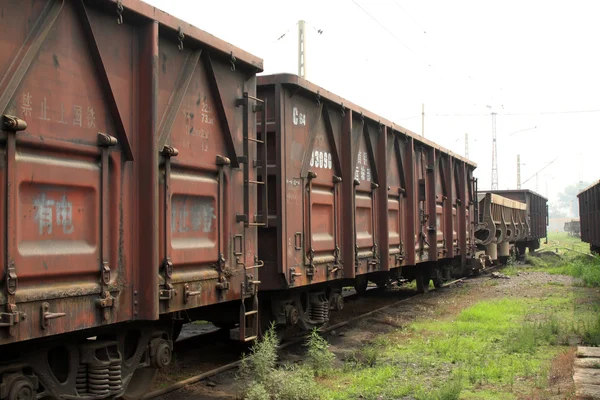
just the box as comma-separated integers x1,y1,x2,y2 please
578,347,600,358
576,383,600,399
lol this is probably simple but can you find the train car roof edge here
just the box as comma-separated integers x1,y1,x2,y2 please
577,180,600,197
485,189,548,201
257,73,477,167
102,0,264,71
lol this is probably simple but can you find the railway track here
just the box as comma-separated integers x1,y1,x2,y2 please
143,274,483,400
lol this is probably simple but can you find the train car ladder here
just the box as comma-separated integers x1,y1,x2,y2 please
233,92,266,342
235,92,268,228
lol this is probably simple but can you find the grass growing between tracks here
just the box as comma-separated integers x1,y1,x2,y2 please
320,293,597,399
237,327,334,399
525,232,600,287
239,281,600,399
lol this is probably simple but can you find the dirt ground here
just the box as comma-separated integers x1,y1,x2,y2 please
150,268,587,399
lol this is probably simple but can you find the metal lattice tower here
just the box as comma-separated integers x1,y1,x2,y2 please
298,20,307,78
491,112,498,190
465,133,469,158
517,154,521,189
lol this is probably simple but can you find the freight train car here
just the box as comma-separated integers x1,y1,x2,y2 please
255,74,477,333
564,220,581,237
488,190,548,257
578,181,600,253
0,1,263,399
475,192,528,264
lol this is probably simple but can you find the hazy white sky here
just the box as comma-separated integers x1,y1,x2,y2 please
145,0,600,209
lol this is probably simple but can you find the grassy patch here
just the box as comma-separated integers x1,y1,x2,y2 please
318,288,599,399
516,233,600,287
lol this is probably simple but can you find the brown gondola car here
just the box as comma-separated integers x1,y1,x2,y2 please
578,181,600,253
487,190,548,257
475,192,528,263
0,0,263,398
256,74,477,332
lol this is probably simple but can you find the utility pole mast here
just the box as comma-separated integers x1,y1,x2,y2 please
491,112,498,190
517,154,521,189
465,133,469,158
421,104,425,137
298,20,307,78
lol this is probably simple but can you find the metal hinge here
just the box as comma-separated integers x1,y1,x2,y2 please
6,264,17,295
0,303,23,328
101,262,110,285
96,291,114,309
41,302,66,329
183,284,201,304
159,284,176,301
289,267,302,285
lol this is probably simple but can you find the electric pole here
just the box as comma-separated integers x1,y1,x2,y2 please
298,20,307,78
421,104,425,137
517,154,521,189
491,112,498,190
465,133,469,158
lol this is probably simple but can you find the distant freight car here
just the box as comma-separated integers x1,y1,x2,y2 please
564,220,581,237
578,181,600,252
488,190,548,257
255,74,477,332
475,192,528,263
0,1,263,399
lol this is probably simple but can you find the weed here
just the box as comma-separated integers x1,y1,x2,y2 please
237,324,330,399
237,323,279,393
305,329,335,377
343,345,379,368
420,378,463,400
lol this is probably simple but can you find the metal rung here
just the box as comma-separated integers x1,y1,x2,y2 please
247,180,265,185
244,335,258,342
248,222,266,227
247,94,263,103
247,137,264,144
245,310,258,316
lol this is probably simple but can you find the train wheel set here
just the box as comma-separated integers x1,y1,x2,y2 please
0,1,549,399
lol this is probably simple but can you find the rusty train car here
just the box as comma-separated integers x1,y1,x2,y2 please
475,192,528,264
0,0,264,399
578,181,600,253
0,2,481,399
255,74,478,331
486,190,548,258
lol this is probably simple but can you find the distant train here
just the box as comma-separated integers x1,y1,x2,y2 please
564,220,581,237
475,190,548,263
579,181,600,252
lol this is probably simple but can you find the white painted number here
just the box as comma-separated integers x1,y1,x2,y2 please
310,150,332,170
293,107,306,126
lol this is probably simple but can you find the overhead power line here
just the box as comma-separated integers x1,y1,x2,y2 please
350,0,430,67
391,0,427,34
405,109,600,118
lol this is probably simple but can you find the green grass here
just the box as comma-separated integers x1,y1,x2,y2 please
516,232,600,287
319,289,599,399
